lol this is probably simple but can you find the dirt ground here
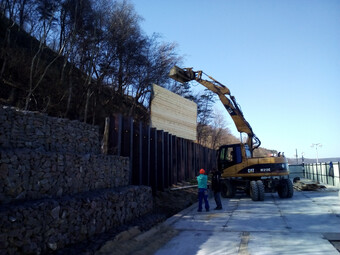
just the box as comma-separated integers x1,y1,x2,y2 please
95,185,198,255
153,185,198,218
95,221,179,255
54,184,199,254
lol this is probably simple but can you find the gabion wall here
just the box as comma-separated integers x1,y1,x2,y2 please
0,149,130,204
0,106,100,154
0,106,153,254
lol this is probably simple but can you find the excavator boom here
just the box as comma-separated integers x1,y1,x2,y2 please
169,65,292,202
169,66,261,152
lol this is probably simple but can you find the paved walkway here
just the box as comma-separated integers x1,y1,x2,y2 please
155,188,340,255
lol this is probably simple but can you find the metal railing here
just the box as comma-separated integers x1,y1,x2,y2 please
304,162,340,187
289,162,340,188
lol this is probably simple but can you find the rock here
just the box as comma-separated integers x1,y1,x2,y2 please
57,187,63,197
51,206,60,219
48,242,58,251
15,192,26,200
0,163,9,178
8,216,16,222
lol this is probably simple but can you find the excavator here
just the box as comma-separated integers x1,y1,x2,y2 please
169,66,293,201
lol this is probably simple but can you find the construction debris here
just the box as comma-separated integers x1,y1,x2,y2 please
293,179,326,191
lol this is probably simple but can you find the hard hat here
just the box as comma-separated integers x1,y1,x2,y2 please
200,169,205,174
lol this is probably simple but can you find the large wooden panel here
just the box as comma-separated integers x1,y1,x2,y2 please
151,84,197,141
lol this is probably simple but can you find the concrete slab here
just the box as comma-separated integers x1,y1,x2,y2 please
171,211,231,232
226,212,288,232
155,189,340,254
154,231,241,255
247,232,339,255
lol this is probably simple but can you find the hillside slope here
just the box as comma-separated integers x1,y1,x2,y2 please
0,16,148,128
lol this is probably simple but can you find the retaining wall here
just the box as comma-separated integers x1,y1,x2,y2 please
0,149,129,204
0,106,153,254
0,106,100,154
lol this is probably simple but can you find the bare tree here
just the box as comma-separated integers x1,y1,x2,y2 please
195,89,216,146
103,0,143,94
210,109,227,149
1,0,185,124
17,0,29,30
25,0,63,110
129,36,181,114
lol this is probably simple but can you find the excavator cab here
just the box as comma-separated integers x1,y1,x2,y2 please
217,144,242,170
217,143,252,171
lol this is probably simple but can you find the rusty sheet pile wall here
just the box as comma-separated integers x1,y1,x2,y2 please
105,114,216,191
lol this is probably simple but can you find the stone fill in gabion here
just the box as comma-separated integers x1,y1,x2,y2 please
0,106,153,254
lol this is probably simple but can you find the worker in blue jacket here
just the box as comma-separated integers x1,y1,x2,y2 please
197,169,210,212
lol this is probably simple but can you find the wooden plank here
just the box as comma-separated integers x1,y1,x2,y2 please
151,84,197,141
102,117,110,154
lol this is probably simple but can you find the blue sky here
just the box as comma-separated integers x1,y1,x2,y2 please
130,0,340,159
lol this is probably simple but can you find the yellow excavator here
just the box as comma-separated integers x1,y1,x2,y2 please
169,66,293,201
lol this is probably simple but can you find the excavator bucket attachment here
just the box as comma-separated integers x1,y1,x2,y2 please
169,66,194,83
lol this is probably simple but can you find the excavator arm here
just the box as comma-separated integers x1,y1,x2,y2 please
169,66,261,153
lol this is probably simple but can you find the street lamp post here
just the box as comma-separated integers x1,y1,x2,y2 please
311,143,322,164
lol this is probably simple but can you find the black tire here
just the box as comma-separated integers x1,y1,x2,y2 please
278,179,288,198
250,181,259,201
286,179,294,198
221,179,235,198
257,180,265,201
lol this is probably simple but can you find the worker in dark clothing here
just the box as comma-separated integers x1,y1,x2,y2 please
211,168,222,210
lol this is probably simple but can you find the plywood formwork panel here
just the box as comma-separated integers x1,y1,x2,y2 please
151,84,197,141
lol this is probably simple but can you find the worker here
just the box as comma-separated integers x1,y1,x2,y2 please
211,168,222,210
197,169,210,212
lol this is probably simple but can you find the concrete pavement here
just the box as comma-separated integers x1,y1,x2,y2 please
154,187,340,255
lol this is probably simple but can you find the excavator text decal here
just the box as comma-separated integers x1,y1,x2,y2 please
224,105,237,115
